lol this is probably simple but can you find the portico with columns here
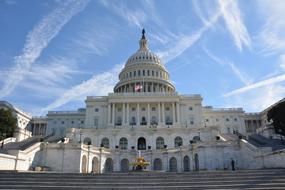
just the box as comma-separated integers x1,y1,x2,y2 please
105,100,181,127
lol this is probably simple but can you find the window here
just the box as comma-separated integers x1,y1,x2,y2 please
234,118,238,122
226,118,229,122
61,121,64,124
130,72,132,78
143,70,145,76
165,107,170,111
151,116,157,125
117,108,122,112
156,71,158,77
141,117,147,125
138,70,141,76
130,117,136,125
95,108,99,112
189,117,194,125
152,70,154,76
151,107,156,111
119,137,128,150
131,107,136,111
174,136,183,147
116,117,122,126
156,137,164,149
134,71,136,77
94,118,98,127
81,121,84,124
147,70,150,76
71,121,74,124
188,107,193,111
166,116,172,125
141,107,146,111
216,118,219,122
101,138,110,148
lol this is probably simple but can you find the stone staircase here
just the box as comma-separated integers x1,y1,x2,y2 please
248,134,285,151
0,169,285,189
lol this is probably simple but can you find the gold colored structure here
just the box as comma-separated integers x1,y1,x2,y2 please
130,156,150,171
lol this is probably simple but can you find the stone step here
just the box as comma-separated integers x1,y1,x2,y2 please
1,183,285,190
1,169,284,189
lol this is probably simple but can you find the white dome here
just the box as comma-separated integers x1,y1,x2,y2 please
114,29,175,93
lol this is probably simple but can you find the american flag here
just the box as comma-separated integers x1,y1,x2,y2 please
135,84,143,92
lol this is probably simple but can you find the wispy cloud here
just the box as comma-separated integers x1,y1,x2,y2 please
218,0,251,51
224,84,285,111
256,0,285,55
0,0,89,98
204,48,251,85
100,0,146,28
224,73,285,97
41,64,123,113
157,1,228,63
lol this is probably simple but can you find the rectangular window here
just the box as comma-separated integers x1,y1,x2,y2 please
151,107,156,111
143,70,145,76
94,118,99,127
95,108,99,112
134,71,136,77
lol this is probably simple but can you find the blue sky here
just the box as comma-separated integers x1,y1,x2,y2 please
0,0,285,115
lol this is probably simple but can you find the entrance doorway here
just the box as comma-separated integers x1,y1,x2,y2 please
194,153,199,171
120,159,129,172
183,155,190,171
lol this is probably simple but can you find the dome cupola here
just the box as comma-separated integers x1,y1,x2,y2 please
114,29,175,93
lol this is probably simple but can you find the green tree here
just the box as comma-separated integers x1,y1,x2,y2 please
267,101,285,136
0,108,17,140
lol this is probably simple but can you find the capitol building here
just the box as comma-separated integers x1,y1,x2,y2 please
0,30,284,173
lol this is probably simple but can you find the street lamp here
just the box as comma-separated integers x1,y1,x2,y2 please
79,129,82,144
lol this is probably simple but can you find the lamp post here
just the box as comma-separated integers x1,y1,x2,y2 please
164,145,168,171
178,143,182,172
79,129,82,144
99,144,103,174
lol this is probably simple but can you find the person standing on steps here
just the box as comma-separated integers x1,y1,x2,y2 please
231,159,235,171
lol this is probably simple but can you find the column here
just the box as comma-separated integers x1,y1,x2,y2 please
107,103,111,125
158,102,161,123
162,103,165,124
147,103,150,125
172,102,175,124
112,103,115,125
136,103,140,126
122,103,125,125
176,102,180,123
126,103,129,125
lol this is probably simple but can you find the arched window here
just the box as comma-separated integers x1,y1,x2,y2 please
193,136,200,142
83,137,92,145
101,137,110,148
156,137,164,149
138,137,146,150
174,136,183,147
119,137,128,150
